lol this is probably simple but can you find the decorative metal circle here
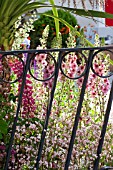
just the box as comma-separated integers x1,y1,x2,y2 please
0,53,24,84
29,52,56,82
91,49,113,78
60,51,87,79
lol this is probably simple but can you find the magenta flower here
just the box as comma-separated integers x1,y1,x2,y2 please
0,145,6,150
9,59,36,118
36,53,47,66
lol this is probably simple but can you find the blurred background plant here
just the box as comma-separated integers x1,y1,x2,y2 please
30,9,80,48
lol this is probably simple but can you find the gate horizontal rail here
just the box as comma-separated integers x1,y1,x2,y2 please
0,46,113,170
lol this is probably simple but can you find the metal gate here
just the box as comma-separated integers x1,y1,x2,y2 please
0,46,113,170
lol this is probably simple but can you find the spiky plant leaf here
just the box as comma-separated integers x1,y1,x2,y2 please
0,0,47,50
49,0,59,39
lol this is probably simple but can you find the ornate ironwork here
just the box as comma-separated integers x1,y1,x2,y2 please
0,46,113,170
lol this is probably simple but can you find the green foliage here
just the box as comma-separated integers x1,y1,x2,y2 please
30,9,79,48
0,94,15,140
49,0,59,39
0,95,8,139
0,0,46,50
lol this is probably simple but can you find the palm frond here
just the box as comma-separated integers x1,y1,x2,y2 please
60,0,105,9
52,5,113,19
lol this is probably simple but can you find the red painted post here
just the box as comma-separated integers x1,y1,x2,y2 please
105,0,113,26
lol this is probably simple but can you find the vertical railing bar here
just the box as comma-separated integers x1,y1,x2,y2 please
35,51,62,170
4,53,30,170
93,80,113,170
64,50,94,170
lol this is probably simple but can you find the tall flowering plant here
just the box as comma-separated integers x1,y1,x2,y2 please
0,26,113,170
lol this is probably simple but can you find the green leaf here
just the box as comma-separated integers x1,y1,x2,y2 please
0,119,8,134
52,5,113,19
32,2,113,19
0,133,3,139
49,0,59,39
0,111,6,118
42,13,74,30
108,58,113,65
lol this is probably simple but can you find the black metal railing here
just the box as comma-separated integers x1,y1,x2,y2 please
0,46,113,170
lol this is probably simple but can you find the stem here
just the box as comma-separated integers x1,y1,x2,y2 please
57,80,65,114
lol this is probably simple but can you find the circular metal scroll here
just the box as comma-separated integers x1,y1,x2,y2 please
91,49,113,78
60,51,88,80
29,52,56,82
